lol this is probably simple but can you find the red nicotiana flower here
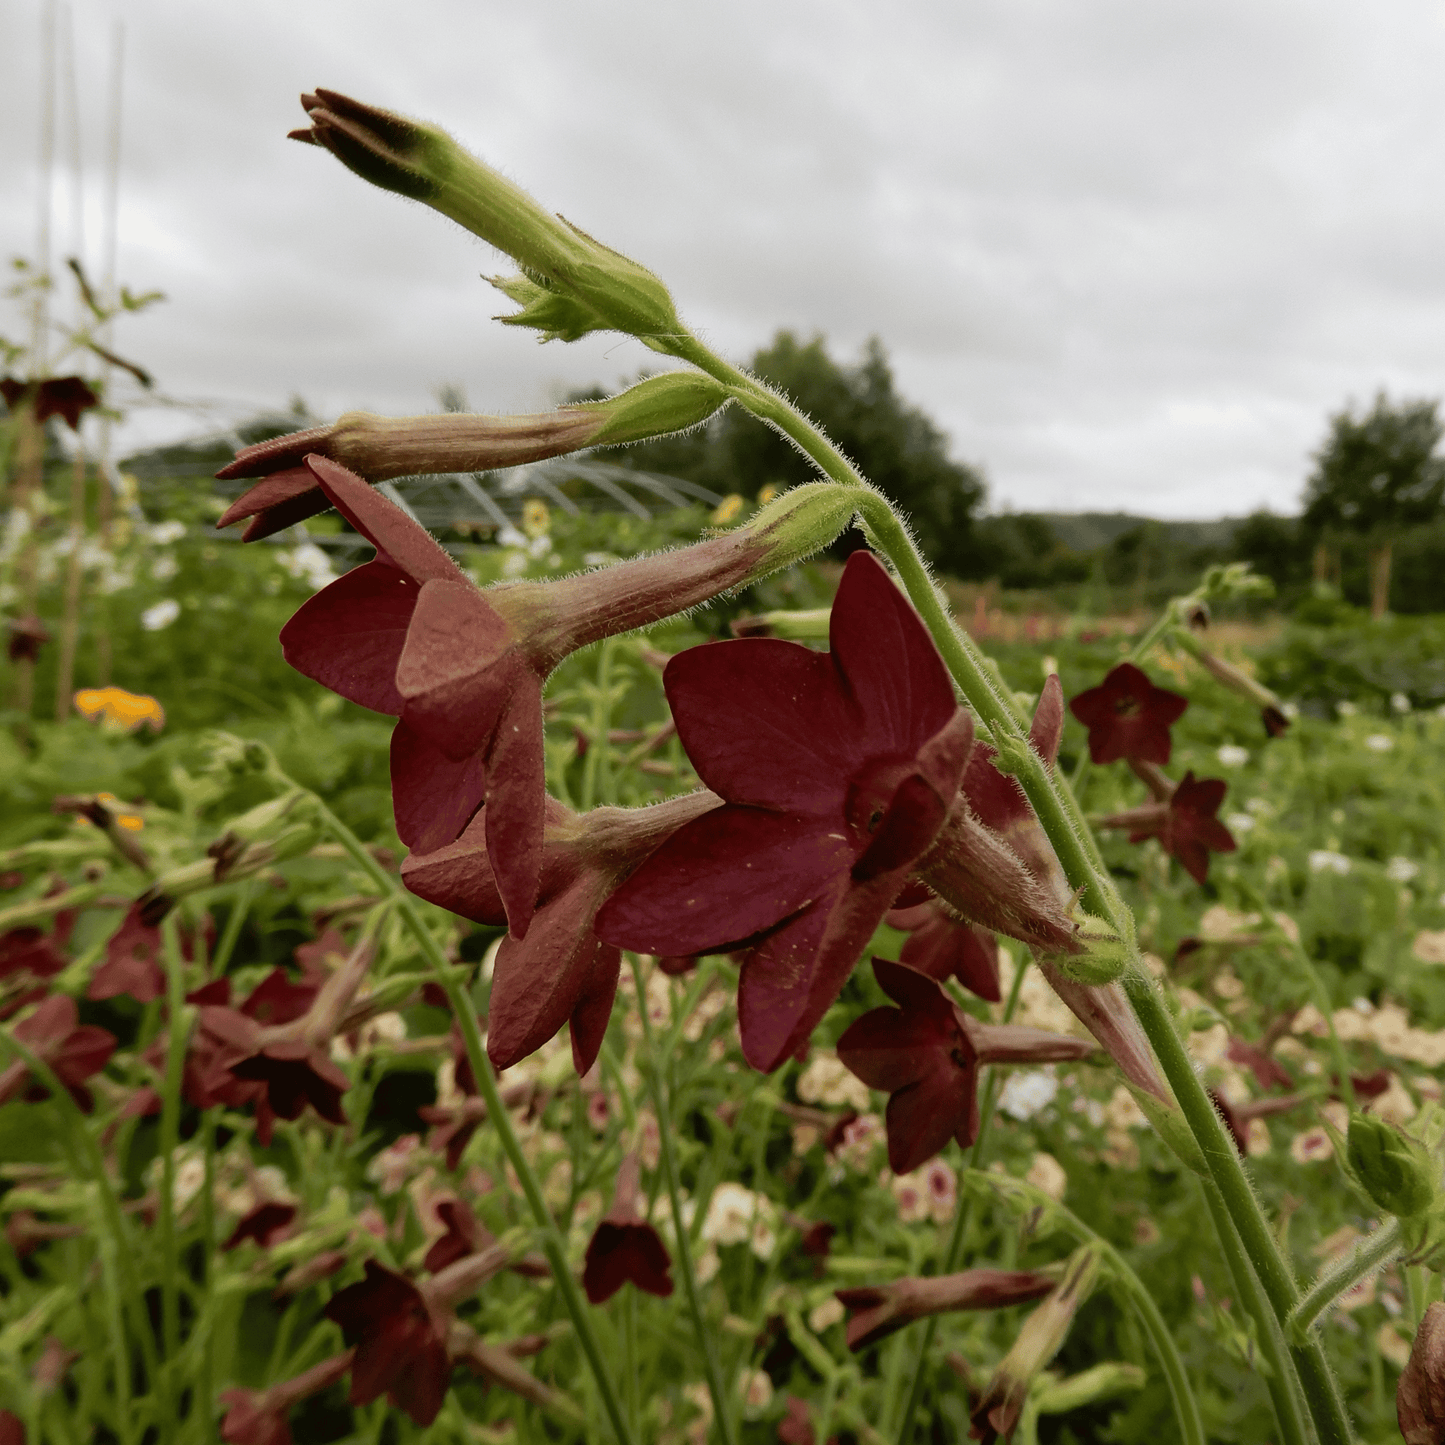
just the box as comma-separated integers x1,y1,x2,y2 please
1098,771,1237,885
836,1267,1058,1351
5,614,50,664
1226,1034,1293,1094
1399,1301,1445,1443
582,1152,673,1304
0,375,100,430
836,958,1095,1173
778,1394,841,1445
597,551,974,1072
1069,662,1188,765
222,1200,298,1252
0,995,116,1113
324,1261,452,1425
423,1198,492,1274
403,791,719,1074
219,1350,355,1445
277,457,819,936
1208,1089,1304,1155
88,905,208,1005
887,896,1000,1004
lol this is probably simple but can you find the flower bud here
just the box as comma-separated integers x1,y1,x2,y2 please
836,1268,1057,1351
1399,1302,1445,1444
293,90,680,342
1348,1113,1438,1218
1050,912,1129,986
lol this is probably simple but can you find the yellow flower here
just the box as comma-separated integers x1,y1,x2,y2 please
756,483,779,506
710,494,745,526
73,686,165,734
521,498,551,539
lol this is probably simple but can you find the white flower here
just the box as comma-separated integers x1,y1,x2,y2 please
808,1297,845,1333
1392,692,1412,714
140,598,180,631
1025,1151,1068,1201
997,1069,1058,1121
147,520,186,546
701,1183,758,1246
797,1051,871,1111
1364,734,1394,753
280,542,336,591
1336,700,1358,717
497,524,527,548
738,1369,773,1412
1227,813,1256,834
1216,744,1250,767
150,553,179,582
501,550,528,577
1309,850,1351,876
1386,857,1420,884
583,551,620,568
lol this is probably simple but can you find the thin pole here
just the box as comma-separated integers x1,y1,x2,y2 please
95,20,123,685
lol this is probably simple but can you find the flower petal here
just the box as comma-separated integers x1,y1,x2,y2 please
886,1075,977,1172
828,552,956,758
400,810,506,926
280,559,416,715
390,721,488,853
596,807,854,958
483,675,546,938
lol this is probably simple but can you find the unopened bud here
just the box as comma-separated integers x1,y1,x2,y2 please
1347,1113,1438,1218
294,90,680,342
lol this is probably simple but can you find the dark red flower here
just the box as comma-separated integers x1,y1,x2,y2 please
237,967,319,1026
837,1268,1057,1351
403,790,719,1075
6,614,50,664
1069,662,1187,765
886,897,1000,1003
0,375,100,430
424,1198,494,1274
219,1350,355,1445
0,1410,23,1445
229,1040,351,1146
0,927,69,982
1098,771,1237,885
777,1395,840,1445
1208,1090,1305,1155
582,1153,673,1304
222,1201,298,1252
324,1260,452,1425
1226,1035,1293,1094
597,552,975,1072
278,457,815,937
88,904,167,1003
836,959,1094,1173
0,995,116,1112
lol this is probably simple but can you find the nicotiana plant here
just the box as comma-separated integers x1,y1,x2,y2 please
5,88,1445,1445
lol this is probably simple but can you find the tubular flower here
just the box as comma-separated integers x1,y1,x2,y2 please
1068,663,1187,765
217,373,728,541
836,1267,1057,1352
886,897,1001,1003
5,614,50,664
1399,1302,1445,1444
596,551,975,1072
403,790,719,1074
0,995,116,1113
0,375,99,430
281,456,851,933
219,1351,355,1445
1097,771,1237,885
836,959,1094,1173
582,1152,674,1304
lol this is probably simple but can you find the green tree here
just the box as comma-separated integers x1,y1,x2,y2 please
593,332,988,576
1301,393,1445,618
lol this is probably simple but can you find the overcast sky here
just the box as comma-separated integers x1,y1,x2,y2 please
5,0,1445,518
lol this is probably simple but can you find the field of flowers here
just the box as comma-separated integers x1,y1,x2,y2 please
9,87,1445,1445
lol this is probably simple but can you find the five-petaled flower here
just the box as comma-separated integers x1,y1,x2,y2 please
597,551,975,1072
1069,663,1187,765
279,456,843,936
1097,771,1237,885
0,995,116,1113
836,958,1094,1174
403,791,719,1074
582,1152,674,1304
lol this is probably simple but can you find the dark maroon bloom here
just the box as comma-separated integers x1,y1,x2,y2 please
777,1395,840,1445
0,927,69,983
219,1350,355,1445
582,1153,673,1304
1262,705,1290,739
837,959,1094,1173
1399,1301,1445,1443
424,1198,494,1274
6,614,50,664
0,1410,23,1445
1098,771,1237,885
798,1220,836,1258
0,995,116,1113
0,375,100,430
222,1201,298,1252
238,967,319,1026
1069,662,1187,765
324,1260,451,1425
598,552,975,1072
887,897,1000,1003
1226,1035,1293,1094
837,1268,1057,1351
229,1040,351,1146
1209,1090,1305,1155
404,791,719,1074
88,903,167,1003
279,457,802,937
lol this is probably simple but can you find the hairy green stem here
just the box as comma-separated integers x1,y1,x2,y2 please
308,794,636,1445
1201,1180,1316,1445
1289,1219,1401,1342
631,954,738,1445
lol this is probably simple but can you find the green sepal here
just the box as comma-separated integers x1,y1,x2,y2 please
490,273,611,343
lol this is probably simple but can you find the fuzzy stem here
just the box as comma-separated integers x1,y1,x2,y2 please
1289,1219,1403,1342
307,793,636,1445
630,954,738,1445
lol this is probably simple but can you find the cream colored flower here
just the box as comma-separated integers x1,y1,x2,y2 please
1025,1151,1068,1201
797,1051,872,1112
1413,930,1445,965
1365,1075,1418,1126
1290,1127,1333,1164
702,1183,759,1246
809,1296,846,1333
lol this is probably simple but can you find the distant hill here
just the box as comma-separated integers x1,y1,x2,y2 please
1023,512,1256,553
